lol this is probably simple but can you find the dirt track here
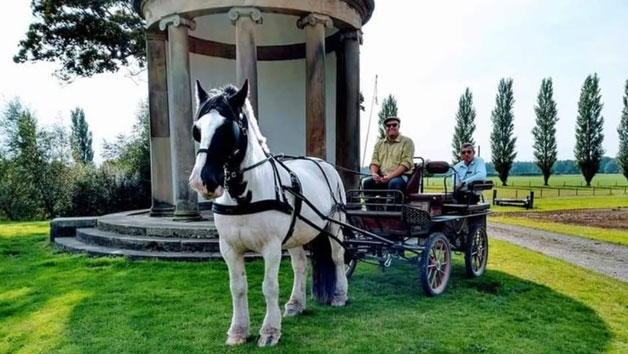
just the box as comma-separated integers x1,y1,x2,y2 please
488,222,628,283
503,208,628,229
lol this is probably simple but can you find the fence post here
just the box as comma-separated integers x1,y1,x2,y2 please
540,189,543,198
515,189,518,198
593,188,595,196
529,191,535,209
576,188,578,196
529,181,531,187
610,188,612,195
492,189,497,205
558,188,561,197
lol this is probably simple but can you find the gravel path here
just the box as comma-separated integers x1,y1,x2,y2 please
488,222,628,283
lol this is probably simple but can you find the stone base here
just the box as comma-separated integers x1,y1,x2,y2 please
51,209,264,261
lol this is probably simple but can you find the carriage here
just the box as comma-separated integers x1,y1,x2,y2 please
340,158,494,296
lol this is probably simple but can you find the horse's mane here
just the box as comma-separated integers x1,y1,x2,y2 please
241,97,270,155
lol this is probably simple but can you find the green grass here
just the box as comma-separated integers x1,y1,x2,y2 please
489,195,628,213
1,222,628,353
490,215,628,247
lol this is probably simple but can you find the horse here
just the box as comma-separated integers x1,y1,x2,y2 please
188,80,349,347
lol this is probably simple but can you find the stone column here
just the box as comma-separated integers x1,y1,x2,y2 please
298,13,332,159
336,30,362,190
146,30,174,216
229,7,262,117
159,15,201,221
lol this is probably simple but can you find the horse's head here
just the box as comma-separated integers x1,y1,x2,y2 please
189,80,249,200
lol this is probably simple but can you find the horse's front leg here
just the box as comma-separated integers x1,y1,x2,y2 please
220,241,250,345
284,246,307,317
258,241,282,347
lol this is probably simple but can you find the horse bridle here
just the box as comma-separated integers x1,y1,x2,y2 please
196,97,252,204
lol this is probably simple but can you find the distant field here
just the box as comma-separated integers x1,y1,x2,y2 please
424,174,628,200
425,173,628,188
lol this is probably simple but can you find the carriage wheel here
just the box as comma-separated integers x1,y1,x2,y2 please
464,225,489,278
419,233,452,297
345,258,358,279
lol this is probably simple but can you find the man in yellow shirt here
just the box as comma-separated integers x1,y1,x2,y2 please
364,116,415,194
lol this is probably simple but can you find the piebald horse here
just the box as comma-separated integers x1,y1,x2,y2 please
188,80,348,347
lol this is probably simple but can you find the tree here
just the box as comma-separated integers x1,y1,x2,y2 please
377,95,398,139
490,78,517,186
451,88,476,162
70,108,94,164
14,0,145,81
574,74,605,186
532,78,559,186
617,80,628,181
102,99,151,207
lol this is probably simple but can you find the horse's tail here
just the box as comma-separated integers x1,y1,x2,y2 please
310,231,336,304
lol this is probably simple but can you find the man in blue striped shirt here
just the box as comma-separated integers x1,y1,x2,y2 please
453,143,487,204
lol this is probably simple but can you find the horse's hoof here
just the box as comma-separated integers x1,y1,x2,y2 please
331,293,347,307
283,302,304,317
226,325,249,346
258,327,281,347
225,335,247,346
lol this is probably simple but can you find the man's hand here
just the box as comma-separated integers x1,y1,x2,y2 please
372,173,381,182
381,175,391,184
455,182,464,191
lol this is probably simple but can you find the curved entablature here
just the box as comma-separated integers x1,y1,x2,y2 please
188,32,342,61
133,0,374,30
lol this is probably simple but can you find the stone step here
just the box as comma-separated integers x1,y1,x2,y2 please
76,228,221,253
54,237,263,262
97,217,219,239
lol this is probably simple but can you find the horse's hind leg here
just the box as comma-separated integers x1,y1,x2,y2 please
328,222,348,306
220,242,250,346
259,241,282,347
284,246,307,317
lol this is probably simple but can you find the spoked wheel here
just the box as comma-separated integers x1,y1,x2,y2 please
345,258,358,279
419,233,452,297
465,225,489,278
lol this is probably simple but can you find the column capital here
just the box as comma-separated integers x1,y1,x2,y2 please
339,29,363,44
297,13,333,30
159,14,196,31
228,7,263,25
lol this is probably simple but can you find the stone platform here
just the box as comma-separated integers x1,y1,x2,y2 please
51,210,255,261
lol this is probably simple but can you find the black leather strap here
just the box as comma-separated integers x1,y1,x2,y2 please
212,199,293,215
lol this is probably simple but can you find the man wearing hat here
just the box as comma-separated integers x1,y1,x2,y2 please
363,116,415,194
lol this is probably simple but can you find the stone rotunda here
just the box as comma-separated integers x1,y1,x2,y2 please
51,0,375,260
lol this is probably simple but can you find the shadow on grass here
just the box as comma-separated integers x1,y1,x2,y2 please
0,230,612,354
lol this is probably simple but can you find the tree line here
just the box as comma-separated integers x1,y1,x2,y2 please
450,75,626,186
0,99,150,220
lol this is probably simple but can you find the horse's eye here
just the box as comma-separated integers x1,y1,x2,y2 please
192,125,201,142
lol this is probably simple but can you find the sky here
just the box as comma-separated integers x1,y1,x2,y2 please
1,1,627,165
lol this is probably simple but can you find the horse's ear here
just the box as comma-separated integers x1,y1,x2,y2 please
196,80,209,106
228,79,248,108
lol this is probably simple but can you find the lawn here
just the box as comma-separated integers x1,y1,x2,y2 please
1,222,628,353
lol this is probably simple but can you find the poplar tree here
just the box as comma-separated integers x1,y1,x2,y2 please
617,79,628,181
490,78,517,186
70,108,94,164
451,88,476,162
532,78,559,186
574,74,604,186
377,95,398,139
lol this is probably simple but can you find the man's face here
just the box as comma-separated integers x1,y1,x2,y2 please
460,146,475,164
385,121,399,139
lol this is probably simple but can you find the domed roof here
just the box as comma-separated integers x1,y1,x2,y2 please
133,0,375,25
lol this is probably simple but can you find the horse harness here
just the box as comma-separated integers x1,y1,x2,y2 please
198,108,342,245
